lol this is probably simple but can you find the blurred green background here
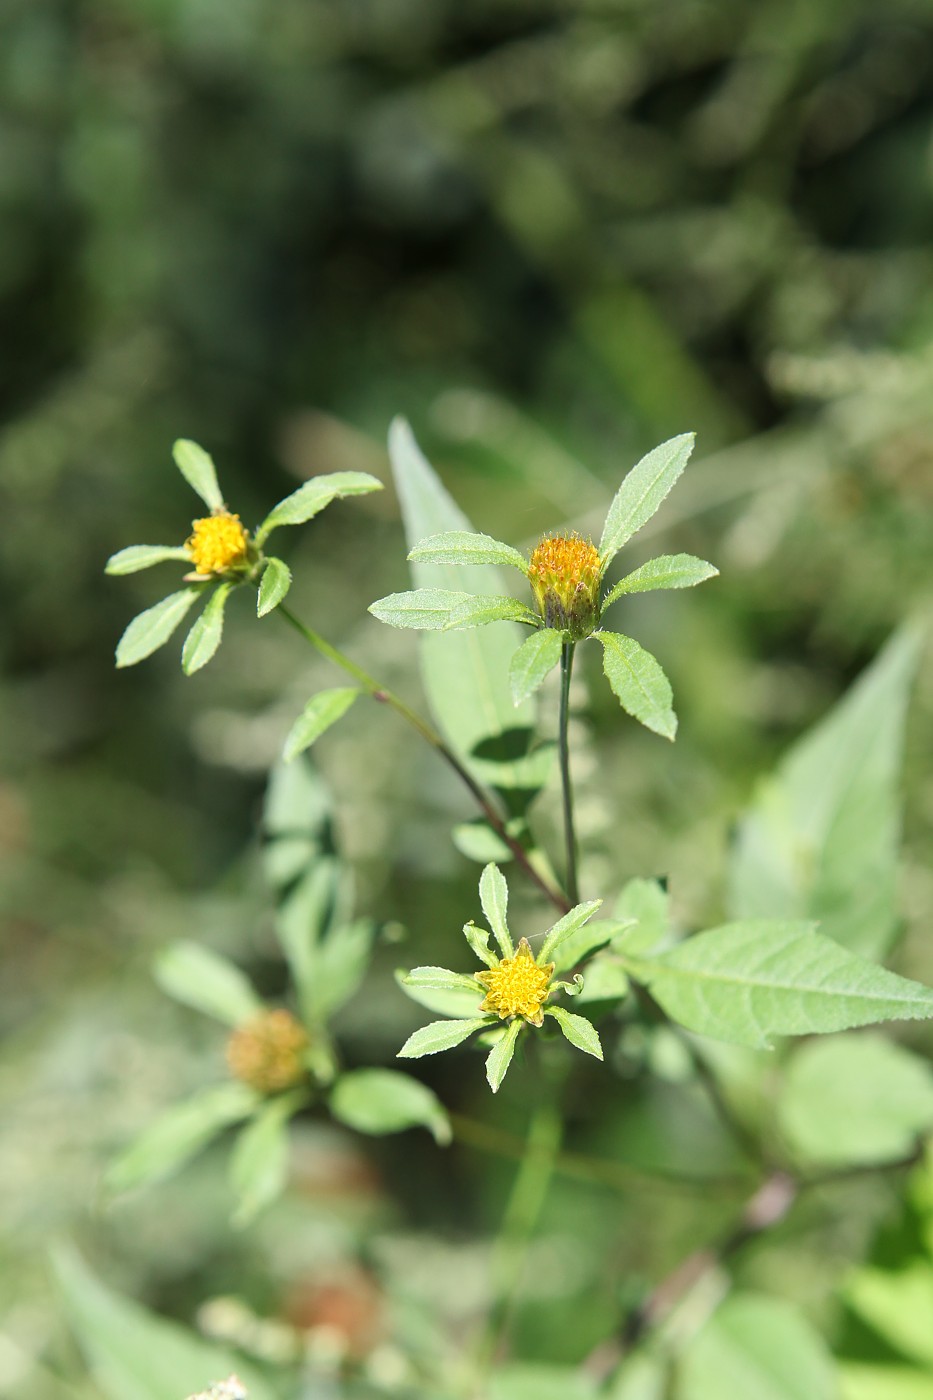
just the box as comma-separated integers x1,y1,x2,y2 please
3,1,933,1396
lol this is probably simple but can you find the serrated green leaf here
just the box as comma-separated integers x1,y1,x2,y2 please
105,545,190,575
597,631,677,740
463,919,500,968
229,1091,304,1228
601,553,718,609
255,470,382,544
369,588,479,629
388,417,536,792
331,1068,451,1144
409,530,529,573
479,863,513,956
626,920,933,1050
257,556,292,616
730,625,922,958
780,1033,933,1168
398,1016,492,1059
404,966,484,996
52,1245,275,1400
545,1005,603,1059
486,1017,523,1091
396,967,486,1018
106,1083,260,1194
444,594,540,631
154,940,264,1026
283,687,359,762
181,582,233,674
679,1292,836,1400
539,900,602,964
509,628,563,706
598,433,695,568
172,438,225,511
115,588,203,668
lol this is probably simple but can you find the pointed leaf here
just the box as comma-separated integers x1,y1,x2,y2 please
444,595,539,631
539,900,602,965
229,1092,302,1227
480,863,513,957
310,918,377,1020
369,588,479,630
626,919,933,1050
486,1017,523,1092
409,530,529,573
597,631,677,740
257,556,292,616
545,1005,603,1059
599,433,695,567
404,966,484,996
398,1017,492,1059
614,878,669,957
283,687,359,762
154,940,264,1026
255,471,382,544
331,1068,451,1145
106,1083,260,1194
463,919,499,967
396,968,486,1018
173,439,224,511
182,582,233,674
115,588,202,668
510,628,563,706
105,545,190,575
601,553,718,609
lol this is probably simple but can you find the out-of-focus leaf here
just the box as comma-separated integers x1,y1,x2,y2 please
597,631,677,740
182,582,233,674
257,556,292,616
408,530,529,572
779,1033,933,1168
283,687,359,762
490,1363,597,1400
172,439,224,511
546,1006,603,1059
678,1292,836,1400
330,1068,451,1144
52,1245,274,1400
844,1263,933,1368
607,1354,666,1400
601,553,718,608
309,918,376,1019
399,1016,492,1058
625,921,933,1050
614,878,669,956
729,626,922,958
388,417,537,792
255,471,382,544
573,956,630,1004
106,1084,259,1194
452,819,514,864
509,628,563,705
115,588,203,668
839,1364,933,1400
598,434,695,568
229,1092,304,1228
486,1017,523,1091
105,545,190,575
154,941,263,1026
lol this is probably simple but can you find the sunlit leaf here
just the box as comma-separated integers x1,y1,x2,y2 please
409,530,529,573
509,628,563,706
545,1005,603,1059
486,1017,523,1092
172,439,224,511
598,433,695,568
398,1016,493,1058
596,631,677,740
115,588,203,668
181,582,233,674
255,470,382,544
601,553,718,609
257,556,292,616
105,545,190,575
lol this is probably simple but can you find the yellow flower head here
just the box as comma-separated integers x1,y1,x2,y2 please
528,533,601,639
474,937,555,1027
186,512,249,575
225,1008,309,1094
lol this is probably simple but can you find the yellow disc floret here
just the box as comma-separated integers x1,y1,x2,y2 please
528,533,601,639
475,938,555,1027
186,512,249,575
225,1008,309,1094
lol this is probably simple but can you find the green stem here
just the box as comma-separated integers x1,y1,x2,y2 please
277,604,570,913
559,641,579,904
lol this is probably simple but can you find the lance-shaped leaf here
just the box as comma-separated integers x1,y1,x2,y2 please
182,582,234,674
283,687,359,762
602,553,718,609
173,438,224,511
229,1091,304,1227
396,968,485,1018
404,966,484,996
596,631,677,740
444,595,540,631
479,863,513,957
255,471,382,545
106,1083,260,1193
105,545,191,575
463,920,498,967
486,1017,523,1092
398,1016,493,1059
310,918,376,1021
539,900,603,964
409,530,529,573
546,1006,603,1060
154,940,264,1026
257,557,292,616
599,433,695,568
331,1068,451,1145
624,919,933,1050
509,627,563,706
115,587,203,668
369,588,479,630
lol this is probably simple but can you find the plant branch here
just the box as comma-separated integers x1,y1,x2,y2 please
558,641,578,904
277,604,570,913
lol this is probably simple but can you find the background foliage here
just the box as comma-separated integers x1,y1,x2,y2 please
3,1,933,1397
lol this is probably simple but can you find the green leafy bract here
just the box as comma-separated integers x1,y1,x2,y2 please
257,556,292,616
486,1017,523,1092
115,587,203,668
509,627,563,705
602,553,718,609
596,631,677,739
398,1017,494,1059
255,470,382,545
545,1005,603,1059
182,581,233,674
479,862,513,956
598,433,695,569
409,530,529,573
173,438,224,511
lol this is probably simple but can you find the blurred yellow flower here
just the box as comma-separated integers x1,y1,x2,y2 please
187,512,249,575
